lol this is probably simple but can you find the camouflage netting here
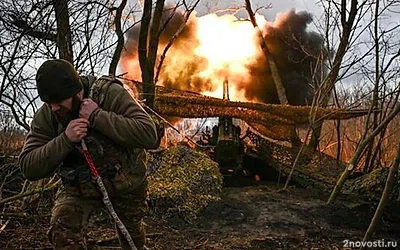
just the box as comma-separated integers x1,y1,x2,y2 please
344,168,400,201
146,145,223,221
129,83,369,141
245,128,400,200
247,130,344,191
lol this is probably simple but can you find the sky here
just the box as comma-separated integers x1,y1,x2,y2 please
195,0,323,20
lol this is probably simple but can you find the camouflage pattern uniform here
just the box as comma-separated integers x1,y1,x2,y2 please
18,76,159,250
48,176,148,250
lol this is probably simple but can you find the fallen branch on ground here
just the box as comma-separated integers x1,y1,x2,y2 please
0,212,51,219
0,220,9,234
0,179,60,206
88,232,164,245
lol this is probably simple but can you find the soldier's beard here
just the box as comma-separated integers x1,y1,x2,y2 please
54,95,82,128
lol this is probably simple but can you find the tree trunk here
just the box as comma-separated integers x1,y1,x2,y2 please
244,0,288,105
310,0,359,149
364,0,381,173
138,0,152,103
109,0,128,76
244,0,300,146
146,0,165,107
53,0,73,62
309,121,322,150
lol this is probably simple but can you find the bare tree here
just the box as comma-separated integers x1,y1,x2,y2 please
109,0,128,76
325,0,400,204
308,0,362,149
139,0,166,108
0,0,140,130
360,0,400,173
138,0,200,108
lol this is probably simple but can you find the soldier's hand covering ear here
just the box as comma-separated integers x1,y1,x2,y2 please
65,118,90,142
79,98,99,120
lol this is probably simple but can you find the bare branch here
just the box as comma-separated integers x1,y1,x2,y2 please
109,0,128,75
155,0,200,84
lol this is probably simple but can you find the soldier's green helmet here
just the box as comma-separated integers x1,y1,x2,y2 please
36,59,82,102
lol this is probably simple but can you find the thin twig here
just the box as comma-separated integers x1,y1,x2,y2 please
154,0,200,84
183,239,209,249
283,129,311,190
0,220,10,234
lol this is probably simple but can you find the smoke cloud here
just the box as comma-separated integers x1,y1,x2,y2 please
121,7,327,106
242,10,327,105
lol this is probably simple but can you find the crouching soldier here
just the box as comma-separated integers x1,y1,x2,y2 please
18,59,159,250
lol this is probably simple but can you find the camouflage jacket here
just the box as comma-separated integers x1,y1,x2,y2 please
18,76,159,188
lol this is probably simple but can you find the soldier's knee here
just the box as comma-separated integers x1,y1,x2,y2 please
49,203,86,249
48,223,87,250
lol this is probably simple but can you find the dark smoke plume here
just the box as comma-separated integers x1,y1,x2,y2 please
240,10,328,105
121,8,327,105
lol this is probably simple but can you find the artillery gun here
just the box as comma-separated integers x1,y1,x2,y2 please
197,79,246,176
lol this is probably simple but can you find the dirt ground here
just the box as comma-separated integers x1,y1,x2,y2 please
2,179,400,250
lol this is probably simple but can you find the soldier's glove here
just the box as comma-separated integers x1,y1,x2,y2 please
150,115,165,147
